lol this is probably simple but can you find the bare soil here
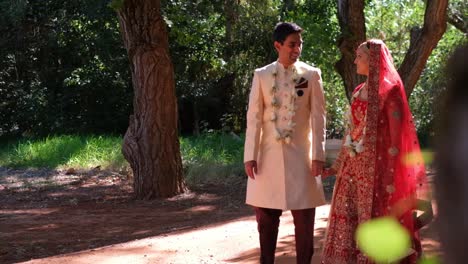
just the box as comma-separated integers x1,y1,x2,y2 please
0,167,440,264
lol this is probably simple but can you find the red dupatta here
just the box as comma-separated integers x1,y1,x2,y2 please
322,40,429,264
364,40,428,236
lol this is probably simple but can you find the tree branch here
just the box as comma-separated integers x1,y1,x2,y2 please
398,0,448,97
335,0,367,100
447,9,467,34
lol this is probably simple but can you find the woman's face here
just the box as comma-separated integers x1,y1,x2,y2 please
354,46,370,76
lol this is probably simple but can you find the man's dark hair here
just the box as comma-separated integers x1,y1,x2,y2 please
273,22,303,44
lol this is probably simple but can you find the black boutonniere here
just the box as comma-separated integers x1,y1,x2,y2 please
295,77,307,97
294,77,308,89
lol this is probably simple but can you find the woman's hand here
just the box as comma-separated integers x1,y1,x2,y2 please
322,167,337,179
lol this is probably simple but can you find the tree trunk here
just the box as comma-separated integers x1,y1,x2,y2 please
193,100,200,136
335,0,367,100
398,0,448,97
223,0,238,132
117,0,185,199
336,0,449,99
224,0,238,61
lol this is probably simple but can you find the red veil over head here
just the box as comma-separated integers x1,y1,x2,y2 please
361,39,428,235
322,40,430,263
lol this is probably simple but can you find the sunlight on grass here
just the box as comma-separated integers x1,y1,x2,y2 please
0,133,246,185
179,132,245,186
179,132,243,165
0,135,127,170
64,136,127,169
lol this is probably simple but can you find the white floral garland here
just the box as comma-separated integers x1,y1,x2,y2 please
343,84,367,157
270,64,299,144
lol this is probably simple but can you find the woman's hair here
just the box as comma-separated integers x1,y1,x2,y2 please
273,22,303,44
358,39,385,56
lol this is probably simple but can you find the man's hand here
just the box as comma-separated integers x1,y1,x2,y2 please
244,160,257,179
311,160,324,177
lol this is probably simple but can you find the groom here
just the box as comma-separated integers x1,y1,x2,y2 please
244,22,326,264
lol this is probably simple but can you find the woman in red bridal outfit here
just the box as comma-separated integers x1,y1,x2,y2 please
321,39,429,264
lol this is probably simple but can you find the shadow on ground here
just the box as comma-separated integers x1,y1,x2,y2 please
0,167,252,263
227,222,328,264
0,168,440,264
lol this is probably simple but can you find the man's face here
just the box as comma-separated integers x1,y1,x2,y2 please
274,33,302,67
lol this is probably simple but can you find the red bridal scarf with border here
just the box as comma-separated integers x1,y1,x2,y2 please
322,40,428,264
367,40,428,224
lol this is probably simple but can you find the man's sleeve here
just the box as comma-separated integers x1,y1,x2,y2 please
244,71,264,162
309,69,326,162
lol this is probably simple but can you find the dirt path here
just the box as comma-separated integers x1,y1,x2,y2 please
0,168,440,264
20,207,330,264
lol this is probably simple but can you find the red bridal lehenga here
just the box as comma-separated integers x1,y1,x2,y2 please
321,40,428,264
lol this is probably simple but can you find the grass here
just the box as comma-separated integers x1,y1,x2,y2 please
0,133,434,188
179,132,245,185
0,133,246,186
0,135,127,170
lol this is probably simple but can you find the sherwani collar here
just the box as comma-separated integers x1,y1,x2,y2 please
275,60,299,73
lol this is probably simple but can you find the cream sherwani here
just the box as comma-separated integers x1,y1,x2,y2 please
244,60,326,210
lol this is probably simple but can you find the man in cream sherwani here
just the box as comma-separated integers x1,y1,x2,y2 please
244,22,326,264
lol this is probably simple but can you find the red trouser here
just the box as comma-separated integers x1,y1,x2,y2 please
254,207,316,264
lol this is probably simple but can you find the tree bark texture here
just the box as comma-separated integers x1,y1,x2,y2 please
224,0,239,61
118,0,185,199
335,0,367,100
398,0,448,97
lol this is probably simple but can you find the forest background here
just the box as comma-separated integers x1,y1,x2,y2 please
0,2,466,262
0,0,466,156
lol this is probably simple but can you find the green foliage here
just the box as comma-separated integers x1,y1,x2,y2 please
410,25,466,146
282,0,347,138
165,0,347,137
364,0,466,146
0,133,246,187
163,0,281,134
0,135,127,169
0,0,131,137
180,132,243,166
163,0,228,134
180,132,245,185
108,0,124,11
0,0,463,141
365,0,425,66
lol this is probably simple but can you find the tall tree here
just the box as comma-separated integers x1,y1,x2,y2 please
398,0,448,96
224,0,238,61
335,0,367,100
336,0,448,99
116,0,185,199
